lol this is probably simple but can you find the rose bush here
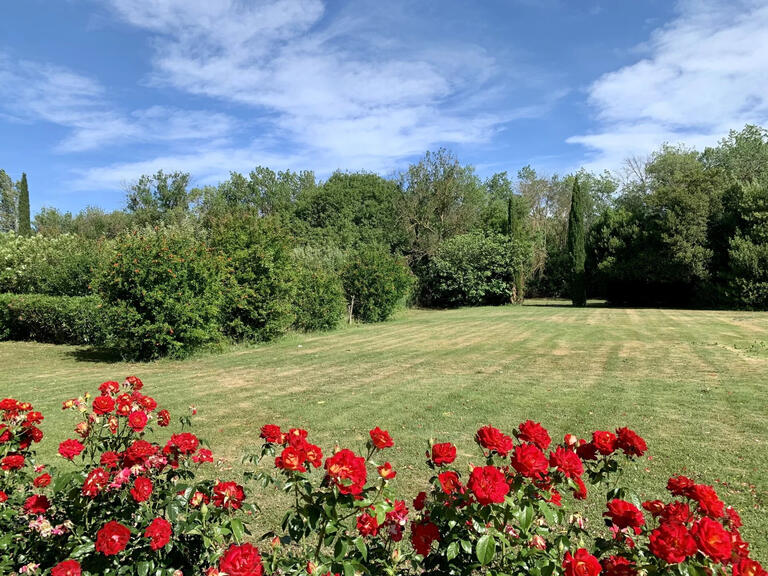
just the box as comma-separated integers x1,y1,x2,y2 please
1,377,765,576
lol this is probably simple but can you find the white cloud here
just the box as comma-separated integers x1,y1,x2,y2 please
0,56,237,152
568,0,768,171
104,0,518,164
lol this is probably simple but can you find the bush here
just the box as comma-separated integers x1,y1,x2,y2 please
0,376,250,575
0,232,106,296
341,246,413,323
97,225,225,360
293,262,346,331
208,212,297,342
0,293,108,344
424,232,532,307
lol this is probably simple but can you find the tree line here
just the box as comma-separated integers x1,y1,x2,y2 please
3,124,768,310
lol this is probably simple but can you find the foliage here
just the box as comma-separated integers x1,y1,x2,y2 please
423,232,532,307
292,257,346,332
17,173,31,237
208,212,298,342
0,293,108,344
0,233,105,297
341,246,413,323
126,170,199,226
0,169,17,233
1,376,251,575
567,178,587,306
97,224,225,360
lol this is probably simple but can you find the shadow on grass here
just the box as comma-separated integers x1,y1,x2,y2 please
522,300,612,308
65,347,126,364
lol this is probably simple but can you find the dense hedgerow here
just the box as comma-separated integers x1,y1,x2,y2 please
292,262,346,332
208,213,297,342
423,232,532,307
0,233,105,297
341,246,413,323
97,225,225,360
0,293,108,344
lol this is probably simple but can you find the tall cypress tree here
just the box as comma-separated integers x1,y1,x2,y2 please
567,176,586,306
17,172,31,236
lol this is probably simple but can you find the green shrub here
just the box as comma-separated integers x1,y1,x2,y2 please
424,232,532,307
208,212,297,341
97,224,224,360
341,246,412,323
0,293,108,344
0,232,106,296
293,261,346,332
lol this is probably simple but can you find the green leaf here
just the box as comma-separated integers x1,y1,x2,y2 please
476,534,496,566
446,541,459,561
136,561,150,576
230,518,245,543
354,536,368,561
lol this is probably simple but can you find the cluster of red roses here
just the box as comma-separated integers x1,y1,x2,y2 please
1,397,45,501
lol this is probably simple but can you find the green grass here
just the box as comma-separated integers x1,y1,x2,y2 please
2,301,767,560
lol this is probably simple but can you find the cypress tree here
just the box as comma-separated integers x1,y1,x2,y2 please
567,177,586,306
17,172,31,236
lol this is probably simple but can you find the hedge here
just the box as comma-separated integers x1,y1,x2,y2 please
0,293,108,345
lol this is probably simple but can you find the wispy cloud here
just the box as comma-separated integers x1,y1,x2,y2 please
568,0,768,170
0,55,237,152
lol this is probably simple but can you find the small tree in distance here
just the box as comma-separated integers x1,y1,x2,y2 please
17,172,31,236
567,176,586,306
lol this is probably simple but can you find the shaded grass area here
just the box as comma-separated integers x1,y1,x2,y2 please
1,301,767,560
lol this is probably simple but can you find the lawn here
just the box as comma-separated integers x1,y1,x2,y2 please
2,301,767,560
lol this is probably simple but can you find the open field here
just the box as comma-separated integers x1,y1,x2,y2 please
2,301,767,559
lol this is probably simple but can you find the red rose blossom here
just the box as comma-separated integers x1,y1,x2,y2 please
213,481,245,510
58,438,85,460
411,521,440,556
438,470,464,494
23,494,51,514
33,472,52,487
601,556,636,576
157,409,171,427
369,427,394,449
324,449,367,496
604,499,645,529
413,491,427,511
378,462,397,480
144,517,172,550
563,548,601,576
691,517,732,563
733,558,767,576
218,543,264,576
616,427,647,457
592,430,618,455
82,467,109,498
260,424,285,444
667,475,695,497
430,442,457,466
648,522,697,564
550,446,584,478
518,420,552,450
92,395,115,415
169,432,199,454
130,476,153,502
128,410,148,432
357,511,379,536
511,443,548,478
95,521,131,556
468,465,509,505
51,560,81,576
275,446,307,472
691,484,725,518
475,425,515,456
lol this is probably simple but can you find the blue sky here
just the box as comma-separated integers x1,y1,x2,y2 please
1,0,767,213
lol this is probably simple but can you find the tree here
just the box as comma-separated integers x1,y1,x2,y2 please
126,170,196,225
0,169,17,233
17,173,31,236
567,177,586,306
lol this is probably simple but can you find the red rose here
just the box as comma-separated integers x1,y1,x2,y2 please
430,442,457,466
218,543,264,576
563,548,601,576
137,394,157,411
601,556,636,576
169,432,199,454
304,444,323,468
144,517,172,550
649,522,697,563
125,439,157,463
660,502,691,524
130,476,153,502
286,428,309,449
691,517,732,563
100,451,120,469
1,453,25,470
92,395,115,415
324,449,367,496
95,520,131,556
438,470,464,494
572,476,588,500
413,491,427,511
23,494,51,514
51,560,81,576
518,420,551,450
576,440,598,461
725,506,742,530
275,446,307,472
0,490,7,503
82,467,109,498
511,443,548,478
592,430,617,455
193,448,214,464
125,375,143,390
128,411,148,432
378,462,397,480
475,425,515,456
33,472,52,487
691,484,725,518
369,427,394,449
411,521,440,556
259,424,285,444
549,446,584,478
604,499,644,529
98,381,120,395
616,428,647,457
667,475,695,497
357,511,379,536
642,500,665,516
58,438,85,460
733,559,767,576
26,411,43,424
468,465,509,505
157,409,171,427
213,481,245,509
